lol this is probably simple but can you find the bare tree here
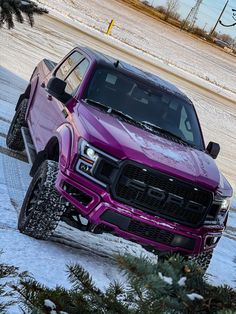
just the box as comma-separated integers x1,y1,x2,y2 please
0,0,48,29
164,0,180,21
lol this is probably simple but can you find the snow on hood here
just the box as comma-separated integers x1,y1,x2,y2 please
76,104,222,191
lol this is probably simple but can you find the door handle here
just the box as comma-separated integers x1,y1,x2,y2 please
41,82,46,88
47,95,52,101
62,108,68,118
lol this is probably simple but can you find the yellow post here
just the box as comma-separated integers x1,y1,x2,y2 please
106,19,115,35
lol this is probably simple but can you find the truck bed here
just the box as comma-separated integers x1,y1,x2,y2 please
43,59,57,71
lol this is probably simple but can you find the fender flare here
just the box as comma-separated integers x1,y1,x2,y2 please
25,76,39,118
30,124,73,176
16,66,39,112
56,123,74,171
15,84,31,112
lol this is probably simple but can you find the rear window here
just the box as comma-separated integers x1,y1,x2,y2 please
56,51,84,81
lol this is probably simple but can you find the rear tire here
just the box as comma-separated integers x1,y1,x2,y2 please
6,98,28,151
18,160,66,240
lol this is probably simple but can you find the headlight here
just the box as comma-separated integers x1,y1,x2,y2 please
85,147,98,161
215,197,232,225
205,195,232,224
76,139,100,177
219,197,231,212
80,140,99,162
76,139,120,187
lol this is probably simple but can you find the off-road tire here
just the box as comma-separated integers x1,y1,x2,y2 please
190,250,213,272
6,98,28,151
18,160,66,239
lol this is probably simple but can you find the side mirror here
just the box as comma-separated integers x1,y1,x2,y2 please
46,77,71,103
206,141,220,159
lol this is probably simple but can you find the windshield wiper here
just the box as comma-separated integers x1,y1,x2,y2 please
84,99,193,146
109,108,138,123
84,98,111,112
141,121,192,146
84,98,140,125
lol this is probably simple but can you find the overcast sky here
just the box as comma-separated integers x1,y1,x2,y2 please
150,0,236,38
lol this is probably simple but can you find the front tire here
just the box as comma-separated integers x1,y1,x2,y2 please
18,160,66,240
6,98,28,151
190,250,213,272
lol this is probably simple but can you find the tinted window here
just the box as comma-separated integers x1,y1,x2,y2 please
65,58,89,95
179,106,194,142
85,68,204,149
56,51,83,81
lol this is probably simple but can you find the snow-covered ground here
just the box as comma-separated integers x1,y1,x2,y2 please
35,0,236,95
0,1,236,311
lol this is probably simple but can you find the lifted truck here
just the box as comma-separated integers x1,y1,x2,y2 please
7,46,233,270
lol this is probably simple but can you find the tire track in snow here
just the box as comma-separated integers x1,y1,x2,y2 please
0,221,17,231
0,146,27,163
0,116,11,124
0,132,6,139
1,151,31,212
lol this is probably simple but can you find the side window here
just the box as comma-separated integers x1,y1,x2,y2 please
179,106,194,142
56,51,84,81
64,58,89,95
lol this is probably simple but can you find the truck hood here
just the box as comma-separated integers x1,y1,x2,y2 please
76,104,221,191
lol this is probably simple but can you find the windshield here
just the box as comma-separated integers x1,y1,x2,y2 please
84,68,204,150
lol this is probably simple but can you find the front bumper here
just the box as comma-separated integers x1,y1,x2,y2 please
55,169,225,255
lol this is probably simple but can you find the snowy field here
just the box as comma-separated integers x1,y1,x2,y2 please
0,1,236,311
35,0,236,95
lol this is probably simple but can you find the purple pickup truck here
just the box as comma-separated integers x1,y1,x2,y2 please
7,46,233,270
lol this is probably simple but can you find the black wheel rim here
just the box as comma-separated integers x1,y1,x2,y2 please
25,178,43,217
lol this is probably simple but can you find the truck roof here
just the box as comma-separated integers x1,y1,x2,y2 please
80,46,189,102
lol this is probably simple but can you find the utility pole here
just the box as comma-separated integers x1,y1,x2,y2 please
210,0,229,36
203,22,208,31
181,0,203,31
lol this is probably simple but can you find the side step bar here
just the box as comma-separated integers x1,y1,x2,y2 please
21,127,37,165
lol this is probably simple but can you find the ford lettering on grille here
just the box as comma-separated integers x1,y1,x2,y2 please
122,177,205,215
112,163,212,227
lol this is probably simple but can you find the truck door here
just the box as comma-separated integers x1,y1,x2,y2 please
32,50,87,152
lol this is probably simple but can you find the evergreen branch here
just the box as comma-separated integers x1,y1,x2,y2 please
0,0,48,29
2,253,236,313
67,264,102,296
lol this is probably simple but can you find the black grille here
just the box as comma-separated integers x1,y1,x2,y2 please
101,210,196,250
112,163,213,227
128,220,175,244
